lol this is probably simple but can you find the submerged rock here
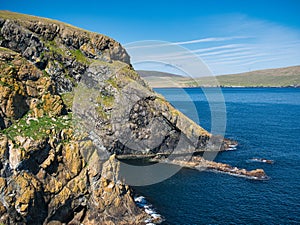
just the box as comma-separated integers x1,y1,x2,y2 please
153,156,269,180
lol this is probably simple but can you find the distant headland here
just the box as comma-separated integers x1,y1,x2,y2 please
138,65,300,88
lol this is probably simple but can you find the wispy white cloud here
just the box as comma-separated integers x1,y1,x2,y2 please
205,53,269,64
207,55,271,66
173,36,251,45
125,36,250,50
238,56,293,67
126,43,250,62
190,44,245,54
144,47,253,62
126,15,300,75
197,47,252,57
130,47,248,61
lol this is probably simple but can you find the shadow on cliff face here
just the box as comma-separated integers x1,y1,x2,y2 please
72,51,226,186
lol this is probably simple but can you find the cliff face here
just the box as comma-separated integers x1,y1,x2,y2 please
0,47,146,224
0,11,221,224
72,60,214,157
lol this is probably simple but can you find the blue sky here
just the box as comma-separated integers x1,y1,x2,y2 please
1,0,300,75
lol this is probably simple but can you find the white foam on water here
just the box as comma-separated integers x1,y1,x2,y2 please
209,169,269,180
247,158,274,164
134,196,146,203
229,144,238,148
151,213,162,219
145,208,157,214
134,195,164,224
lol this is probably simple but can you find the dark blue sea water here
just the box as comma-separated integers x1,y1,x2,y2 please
134,88,300,224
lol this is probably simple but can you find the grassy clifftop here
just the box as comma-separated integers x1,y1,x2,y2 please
0,10,84,29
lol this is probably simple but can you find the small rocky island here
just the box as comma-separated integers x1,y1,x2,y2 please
0,11,267,224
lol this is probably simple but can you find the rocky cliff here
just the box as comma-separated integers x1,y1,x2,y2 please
0,45,147,224
0,10,219,157
0,11,243,224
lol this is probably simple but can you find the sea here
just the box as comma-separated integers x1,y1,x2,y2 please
133,87,300,224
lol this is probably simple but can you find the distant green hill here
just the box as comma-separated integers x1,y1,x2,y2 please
137,70,189,88
137,65,300,88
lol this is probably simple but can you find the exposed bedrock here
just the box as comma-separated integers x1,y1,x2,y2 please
0,11,265,225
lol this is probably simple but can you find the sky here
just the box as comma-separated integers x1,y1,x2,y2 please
1,0,300,75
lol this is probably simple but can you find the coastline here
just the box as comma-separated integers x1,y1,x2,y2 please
139,65,300,89
117,140,268,181
0,9,298,225
149,156,268,181
152,86,300,89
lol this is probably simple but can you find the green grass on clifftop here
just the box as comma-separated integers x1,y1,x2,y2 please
0,10,87,32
